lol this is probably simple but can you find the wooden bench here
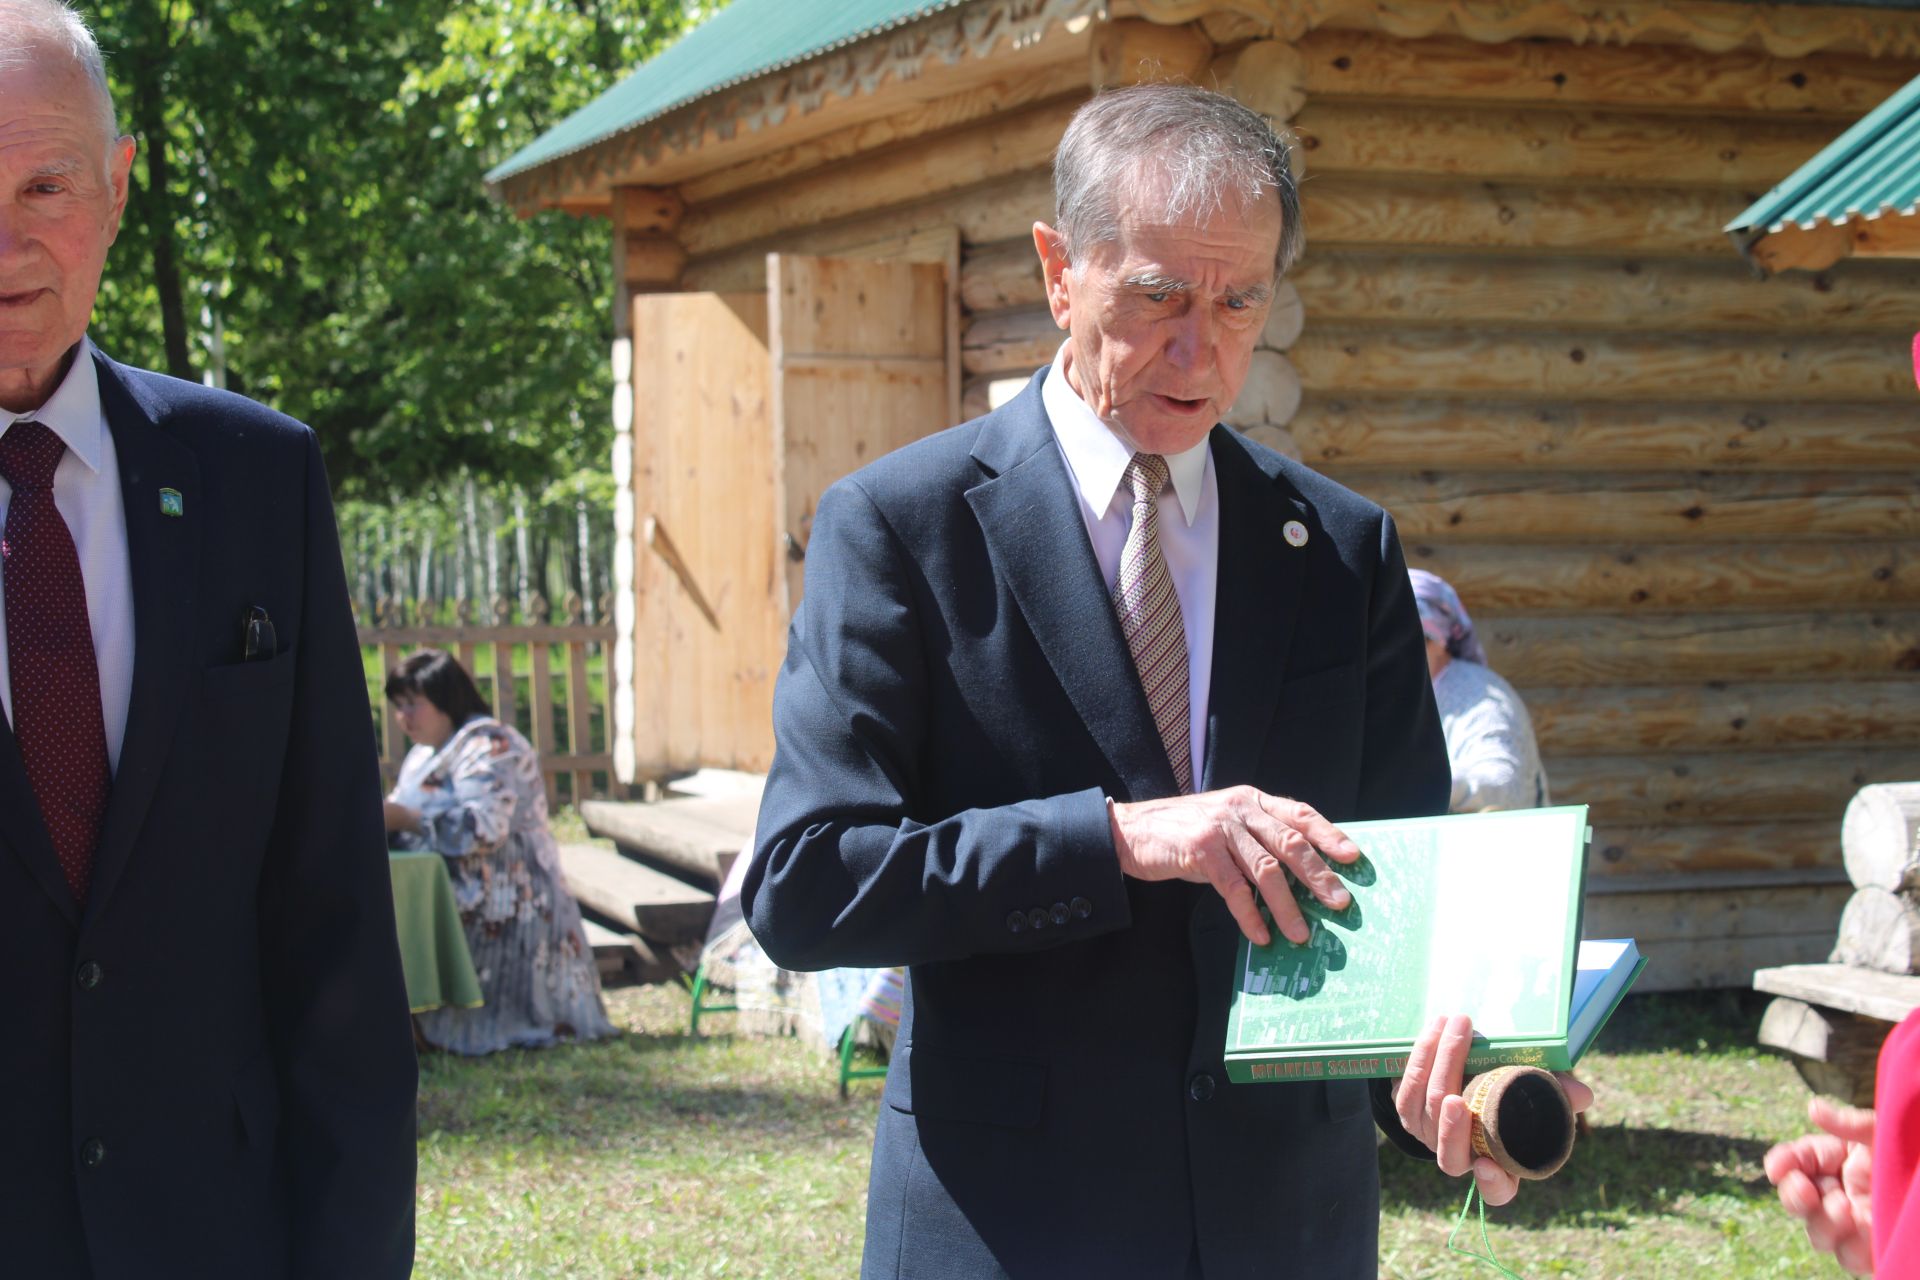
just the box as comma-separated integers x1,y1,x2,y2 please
1755,963,1920,1106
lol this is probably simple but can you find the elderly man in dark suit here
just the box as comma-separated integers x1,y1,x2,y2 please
747,84,1586,1278
0,3,415,1275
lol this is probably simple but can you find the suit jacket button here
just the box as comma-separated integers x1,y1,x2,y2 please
76,961,104,991
1070,897,1092,920
1006,910,1026,934
1050,901,1070,926
1027,907,1049,931
80,1138,107,1169
1188,1073,1216,1102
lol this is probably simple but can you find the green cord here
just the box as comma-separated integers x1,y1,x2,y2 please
1445,1181,1526,1280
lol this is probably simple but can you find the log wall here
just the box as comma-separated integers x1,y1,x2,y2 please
667,12,1920,988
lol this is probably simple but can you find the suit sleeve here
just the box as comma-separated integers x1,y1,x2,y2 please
743,477,1127,972
257,430,417,1277
1356,512,1451,823
1357,512,1462,1152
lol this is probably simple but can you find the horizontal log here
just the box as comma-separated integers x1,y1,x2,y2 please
1292,328,1914,402
1549,748,1920,824
1527,681,1920,754
1340,469,1920,544
679,96,1080,257
1586,820,1836,878
1301,176,1754,256
1292,252,1920,336
1833,887,1920,975
1290,399,1920,472
1483,612,1920,687
1843,783,1920,893
681,167,1053,294
1583,882,1849,944
678,54,1089,206
1407,542,1920,614
1295,29,1914,118
1290,100,1830,189
961,239,1045,313
962,305,1059,377
1209,38,1307,121
1091,16,1215,89
960,246,1920,338
1641,934,1837,993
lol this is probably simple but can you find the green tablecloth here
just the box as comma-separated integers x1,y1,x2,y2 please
389,852,484,1014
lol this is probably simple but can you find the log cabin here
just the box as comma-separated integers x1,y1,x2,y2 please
487,0,1920,990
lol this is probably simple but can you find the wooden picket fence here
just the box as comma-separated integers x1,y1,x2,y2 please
357,593,623,809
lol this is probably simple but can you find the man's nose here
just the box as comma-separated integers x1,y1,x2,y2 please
1164,303,1216,373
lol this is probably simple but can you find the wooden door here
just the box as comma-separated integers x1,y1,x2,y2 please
627,291,781,777
769,253,955,613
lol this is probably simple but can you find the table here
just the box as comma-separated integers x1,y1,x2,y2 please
389,851,484,1013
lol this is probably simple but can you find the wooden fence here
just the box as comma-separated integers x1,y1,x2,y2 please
357,593,623,809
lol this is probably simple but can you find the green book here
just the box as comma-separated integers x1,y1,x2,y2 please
1223,806,1646,1084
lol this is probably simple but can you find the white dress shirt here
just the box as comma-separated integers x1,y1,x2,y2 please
0,338,135,772
1041,346,1218,787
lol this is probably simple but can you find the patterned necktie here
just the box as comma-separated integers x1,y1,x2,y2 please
0,420,110,904
1112,453,1192,794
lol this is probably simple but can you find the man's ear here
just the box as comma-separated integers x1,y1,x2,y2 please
1033,221,1072,331
105,135,136,245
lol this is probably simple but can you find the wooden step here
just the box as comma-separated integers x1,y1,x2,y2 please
579,795,759,890
579,918,683,987
559,842,716,946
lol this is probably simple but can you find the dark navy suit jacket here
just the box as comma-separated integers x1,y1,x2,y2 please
745,372,1449,1279
0,352,417,1278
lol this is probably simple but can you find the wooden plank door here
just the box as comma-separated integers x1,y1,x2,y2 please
628,291,781,777
769,253,955,614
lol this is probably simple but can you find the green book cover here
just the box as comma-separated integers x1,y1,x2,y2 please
1224,806,1614,1084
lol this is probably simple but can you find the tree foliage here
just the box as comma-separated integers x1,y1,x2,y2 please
80,0,711,498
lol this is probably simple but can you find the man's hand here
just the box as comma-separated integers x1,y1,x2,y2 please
1395,1014,1595,1207
1765,1096,1875,1275
1108,787,1359,945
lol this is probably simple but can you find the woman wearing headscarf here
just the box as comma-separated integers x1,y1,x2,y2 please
1410,569,1549,813
383,649,615,1054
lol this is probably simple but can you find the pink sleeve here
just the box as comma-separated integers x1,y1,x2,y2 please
1874,1009,1920,1270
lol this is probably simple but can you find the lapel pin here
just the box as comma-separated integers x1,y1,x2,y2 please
1283,519,1309,548
159,487,184,517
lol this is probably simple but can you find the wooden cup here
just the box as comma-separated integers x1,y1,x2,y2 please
1464,1064,1577,1181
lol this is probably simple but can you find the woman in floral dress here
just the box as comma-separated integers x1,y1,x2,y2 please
383,649,614,1054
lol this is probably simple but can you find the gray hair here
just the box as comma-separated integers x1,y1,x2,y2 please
0,0,120,150
1053,82,1302,278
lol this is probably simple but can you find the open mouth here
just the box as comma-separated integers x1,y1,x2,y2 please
1151,393,1211,415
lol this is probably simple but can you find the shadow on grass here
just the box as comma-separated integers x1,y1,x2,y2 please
1598,989,1770,1056
1382,1123,1775,1226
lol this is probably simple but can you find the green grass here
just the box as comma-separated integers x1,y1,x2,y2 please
415,987,1852,1279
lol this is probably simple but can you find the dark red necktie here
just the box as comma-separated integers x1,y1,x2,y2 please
0,420,110,904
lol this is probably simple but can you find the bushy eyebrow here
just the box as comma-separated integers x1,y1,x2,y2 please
27,157,84,179
1122,270,1272,306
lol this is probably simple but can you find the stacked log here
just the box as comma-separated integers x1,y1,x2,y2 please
1756,783,1920,1104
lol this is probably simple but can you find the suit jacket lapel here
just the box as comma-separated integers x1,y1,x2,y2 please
86,354,201,921
1200,430,1313,793
964,375,1180,801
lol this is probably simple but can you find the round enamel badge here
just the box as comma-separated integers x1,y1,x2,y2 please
1283,520,1309,548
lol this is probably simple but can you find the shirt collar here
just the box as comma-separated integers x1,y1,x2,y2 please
1040,343,1208,526
0,338,106,475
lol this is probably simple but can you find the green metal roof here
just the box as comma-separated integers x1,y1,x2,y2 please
1727,72,1920,247
487,0,969,187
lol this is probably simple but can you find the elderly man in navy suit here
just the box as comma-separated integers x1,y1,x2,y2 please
0,3,415,1275
746,83,1589,1278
